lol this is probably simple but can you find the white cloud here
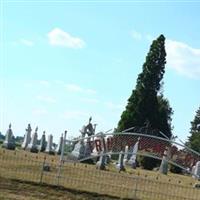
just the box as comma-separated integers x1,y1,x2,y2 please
19,39,34,46
32,108,48,116
36,95,56,103
47,28,85,49
65,84,97,94
166,39,200,79
104,101,124,110
130,30,142,40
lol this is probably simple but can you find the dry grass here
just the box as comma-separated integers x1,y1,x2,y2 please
1,148,200,200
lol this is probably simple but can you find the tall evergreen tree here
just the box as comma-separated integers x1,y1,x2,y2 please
187,107,200,152
117,34,172,139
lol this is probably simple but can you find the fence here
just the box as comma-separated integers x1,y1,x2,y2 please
0,148,200,200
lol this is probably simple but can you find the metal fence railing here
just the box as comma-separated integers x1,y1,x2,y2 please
0,148,200,200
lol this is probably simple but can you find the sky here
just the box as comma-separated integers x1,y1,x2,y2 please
0,0,200,144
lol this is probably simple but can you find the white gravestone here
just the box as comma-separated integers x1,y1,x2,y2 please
127,139,139,169
3,124,15,150
56,133,64,155
192,165,196,179
116,151,126,172
71,138,86,160
96,152,107,170
71,117,96,161
39,131,46,152
194,161,200,179
22,124,32,149
27,127,38,153
45,134,54,154
159,148,169,175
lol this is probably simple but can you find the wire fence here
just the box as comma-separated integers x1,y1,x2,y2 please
0,148,200,200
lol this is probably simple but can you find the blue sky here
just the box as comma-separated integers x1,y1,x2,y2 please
0,1,200,144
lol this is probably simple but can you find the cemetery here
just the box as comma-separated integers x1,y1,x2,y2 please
1,118,200,200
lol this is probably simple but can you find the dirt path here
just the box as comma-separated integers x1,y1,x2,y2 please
0,177,130,200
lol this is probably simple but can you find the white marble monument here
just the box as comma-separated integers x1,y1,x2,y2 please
22,124,32,150
2,124,15,150
45,134,54,154
56,133,64,155
39,131,46,152
27,127,38,153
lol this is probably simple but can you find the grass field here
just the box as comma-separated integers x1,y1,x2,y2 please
1,148,200,200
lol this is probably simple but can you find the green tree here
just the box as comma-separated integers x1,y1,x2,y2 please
187,107,200,152
117,34,172,139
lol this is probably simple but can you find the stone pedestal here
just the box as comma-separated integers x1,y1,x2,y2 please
2,124,15,150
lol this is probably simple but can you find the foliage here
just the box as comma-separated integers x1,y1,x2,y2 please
117,34,172,139
187,107,200,153
117,35,173,170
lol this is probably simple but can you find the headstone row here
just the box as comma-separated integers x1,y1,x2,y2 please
1,123,64,155
22,124,64,154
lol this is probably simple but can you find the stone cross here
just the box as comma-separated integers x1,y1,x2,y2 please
3,123,15,150
22,124,32,149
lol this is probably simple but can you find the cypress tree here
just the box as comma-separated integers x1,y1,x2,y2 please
117,34,172,138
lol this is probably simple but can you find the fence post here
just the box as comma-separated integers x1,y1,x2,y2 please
40,156,46,184
56,130,67,186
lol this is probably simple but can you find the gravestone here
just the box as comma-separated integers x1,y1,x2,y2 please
194,161,200,179
192,165,196,179
70,117,96,162
22,124,32,149
96,152,106,170
127,139,139,169
71,138,86,160
27,127,38,153
39,131,46,152
116,151,126,172
159,148,169,175
123,145,129,164
56,133,64,155
2,124,15,150
45,134,54,154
